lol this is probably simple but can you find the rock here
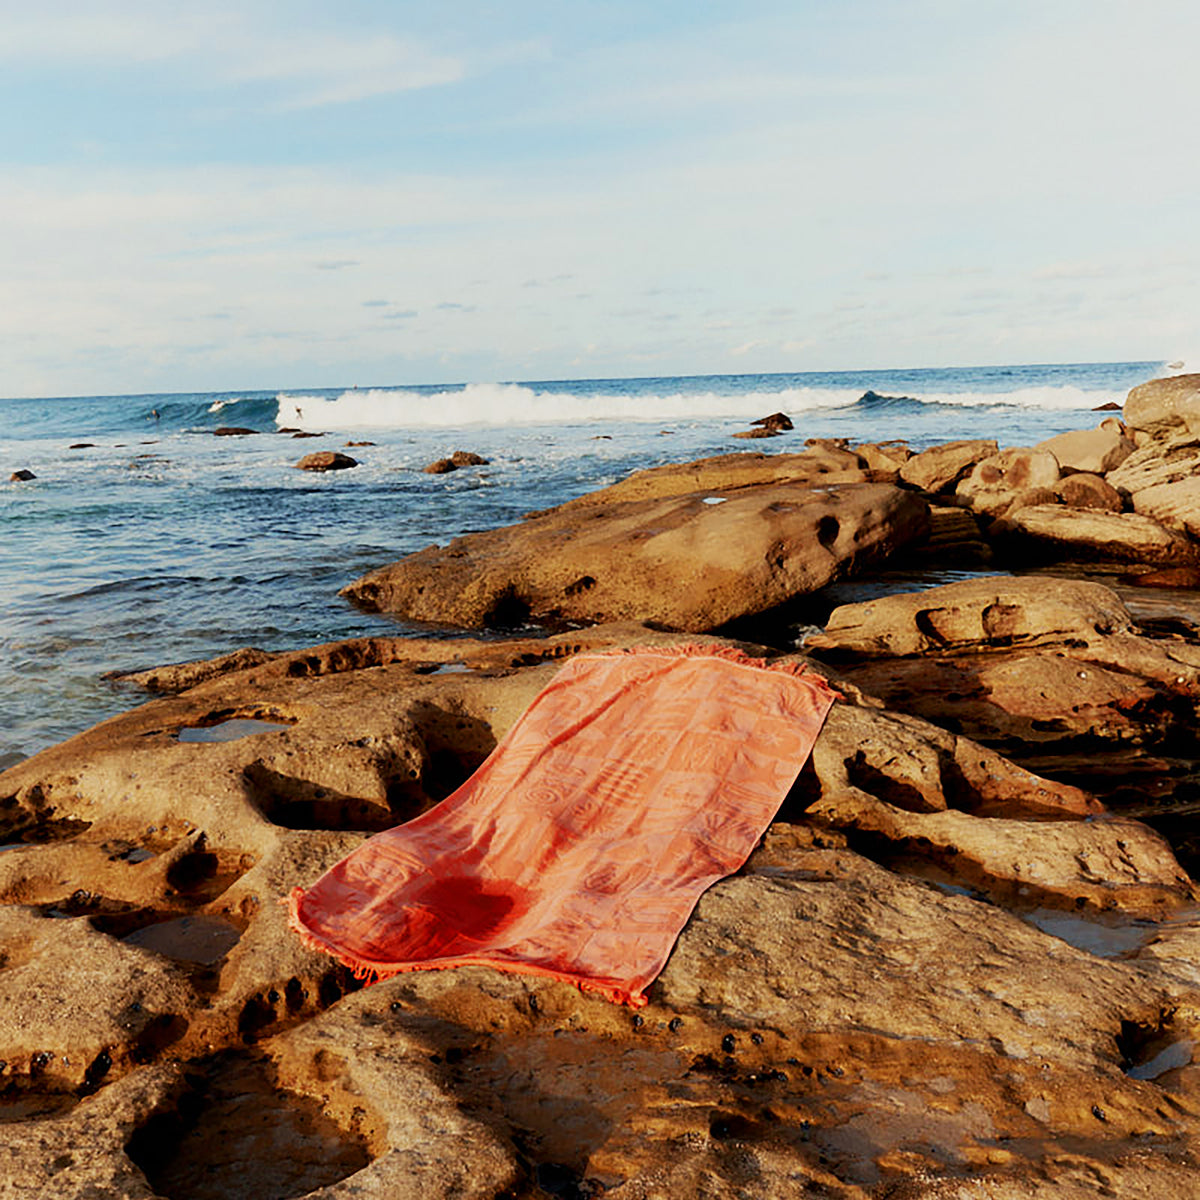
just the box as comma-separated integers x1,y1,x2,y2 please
898,438,998,494
1001,505,1198,564
346,440,376,447
68,443,96,450
1036,423,1135,474
291,430,324,439
1124,373,1200,435
808,575,1136,658
9,469,36,481
213,426,258,436
731,427,780,439
956,448,1062,511
423,451,489,474
1057,472,1124,512
549,450,874,511
5,624,1200,1196
1132,477,1200,537
903,504,992,562
1093,400,1123,410
294,451,358,472
750,411,793,431
854,439,912,472
341,480,930,632
1123,566,1200,589
110,647,278,694
1106,434,1200,495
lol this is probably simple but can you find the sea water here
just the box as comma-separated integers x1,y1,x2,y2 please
0,361,1166,765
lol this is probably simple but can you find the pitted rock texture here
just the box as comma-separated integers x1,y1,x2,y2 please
341,478,930,632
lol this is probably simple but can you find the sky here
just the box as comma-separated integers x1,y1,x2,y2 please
2,0,1199,397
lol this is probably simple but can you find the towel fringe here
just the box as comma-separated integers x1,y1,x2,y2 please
288,887,649,1007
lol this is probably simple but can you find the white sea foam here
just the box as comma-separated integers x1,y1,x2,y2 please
207,397,242,413
275,379,1119,430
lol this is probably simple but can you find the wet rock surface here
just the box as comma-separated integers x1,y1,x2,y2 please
11,375,1200,1196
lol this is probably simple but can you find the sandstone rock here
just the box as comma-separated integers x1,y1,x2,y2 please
1057,471,1124,511
9,468,36,481
1124,373,1200,435
1002,505,1198,564
750,411,793,431
1132,476,1200,538
1123,566,1200,589
291,430,324,438
111,647,278,693
1036,423,1135,474
731,427,780,439
1105,432,1200,495
341,481,930,632
956,448,1061,514
809,575,1135,658
68,443,96,450
295,451,358,472
5,624,1200,1197
213,426,258,436
551,450,873,511
898,438,998,494
345,440,376,447
1093,400,1123,411
903,503,992,562
854,439,912,473
424,450,489,473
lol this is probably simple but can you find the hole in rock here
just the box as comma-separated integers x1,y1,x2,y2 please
482,590,532,630
816,515,840,549
166,845,255,903
242,763,396,832
177,718,293,743
126,1051,378,1200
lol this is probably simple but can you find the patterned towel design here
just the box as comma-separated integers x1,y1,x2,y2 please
289,645,836,1006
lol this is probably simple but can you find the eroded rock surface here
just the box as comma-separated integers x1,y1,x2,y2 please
342,474,930,632
5,616,1200,1197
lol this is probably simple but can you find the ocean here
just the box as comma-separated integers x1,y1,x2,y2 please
0,360,1167,767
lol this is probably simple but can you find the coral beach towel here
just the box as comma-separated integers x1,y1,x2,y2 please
289,646,837,1006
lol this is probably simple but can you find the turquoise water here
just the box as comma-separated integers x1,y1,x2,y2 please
0,361,1165,763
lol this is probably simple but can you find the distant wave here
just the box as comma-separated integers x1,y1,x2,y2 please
274,380,1123,430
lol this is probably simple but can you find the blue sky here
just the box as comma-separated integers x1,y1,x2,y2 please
3,0,1198,397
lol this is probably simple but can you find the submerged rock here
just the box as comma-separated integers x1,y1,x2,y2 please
294,451,358,472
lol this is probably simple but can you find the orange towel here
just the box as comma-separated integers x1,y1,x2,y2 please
289,645,836,1006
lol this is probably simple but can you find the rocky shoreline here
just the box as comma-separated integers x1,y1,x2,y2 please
4,375,1200,1198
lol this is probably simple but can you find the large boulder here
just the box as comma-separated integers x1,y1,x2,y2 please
1124,373,1200,436
342,479,930,632
1036,421,1135,474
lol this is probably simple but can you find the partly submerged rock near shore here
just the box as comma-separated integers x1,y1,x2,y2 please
7,375,1200,1196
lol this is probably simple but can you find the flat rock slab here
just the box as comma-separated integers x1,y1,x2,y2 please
341,480,930,632
1003,505,1199,564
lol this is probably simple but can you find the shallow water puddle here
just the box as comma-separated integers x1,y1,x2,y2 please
177,718,292,743
1021,909,1156,958
1126,1039,1194,1080
122,915,243,964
